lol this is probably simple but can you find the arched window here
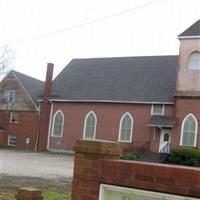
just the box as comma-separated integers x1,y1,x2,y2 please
118,112,133,142
180,114,198,147
51,110,64,137
83,111,97,139
188,51,200,70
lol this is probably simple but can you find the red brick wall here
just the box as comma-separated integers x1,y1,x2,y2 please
171,97,200,149
0,111,39,150
72,140,200,200
48,102,173,152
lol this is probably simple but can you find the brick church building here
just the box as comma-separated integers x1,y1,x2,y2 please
0,20,199,153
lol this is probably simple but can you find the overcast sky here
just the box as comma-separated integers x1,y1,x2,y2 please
0,0,200,80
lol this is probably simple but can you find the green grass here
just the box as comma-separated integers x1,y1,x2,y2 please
44,192,71,200
0,192,14,200
0,192,71,200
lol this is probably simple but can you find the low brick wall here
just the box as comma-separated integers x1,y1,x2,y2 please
71,139,200,200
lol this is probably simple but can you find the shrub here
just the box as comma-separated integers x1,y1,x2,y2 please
121,151,139,160
167,148,200,167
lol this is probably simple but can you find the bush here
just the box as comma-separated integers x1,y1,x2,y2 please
121,151,139,160
167,148,200,167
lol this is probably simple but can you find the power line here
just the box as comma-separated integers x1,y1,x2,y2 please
9,0,165,46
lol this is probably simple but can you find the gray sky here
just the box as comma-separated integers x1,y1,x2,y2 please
0,0,200,80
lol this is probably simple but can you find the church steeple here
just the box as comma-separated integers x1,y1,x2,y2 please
171,20,200,150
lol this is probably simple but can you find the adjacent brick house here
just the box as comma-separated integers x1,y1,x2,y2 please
0,20,199,153
0,70,44,150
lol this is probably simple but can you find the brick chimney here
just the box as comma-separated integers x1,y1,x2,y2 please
38,63,54,151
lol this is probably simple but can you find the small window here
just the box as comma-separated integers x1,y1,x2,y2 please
151,104,164,115
8,135,17,146
10,112,19,123
188,52,200,70
3,90,14,103
51,110,64,137
163,133,170,142
118,113,133,143
180,114,198,147
83,111,97,139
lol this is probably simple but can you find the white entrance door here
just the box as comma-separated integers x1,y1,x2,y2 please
159,129,171,153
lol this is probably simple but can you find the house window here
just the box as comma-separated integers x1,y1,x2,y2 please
83,111,97,139
188,51,200,70
118,112,133,143
10,112,19,123
8,135,17,146
3,90,15,103
51,110,64,137
151,104,164,115
180,114,198,147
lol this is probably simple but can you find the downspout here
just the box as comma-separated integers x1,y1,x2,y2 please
46,101,53,150
34,104,41,151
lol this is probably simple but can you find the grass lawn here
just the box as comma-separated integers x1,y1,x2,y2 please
0,175,71,200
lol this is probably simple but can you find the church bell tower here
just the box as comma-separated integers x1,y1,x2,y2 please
171,20,200,149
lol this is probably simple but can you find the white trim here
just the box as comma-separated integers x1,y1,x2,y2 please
47,103,54,149
12,71,39,111
148,124,173,128
151,104,165,115
46,99,174,105
83,111,97,140
99,184,199,200
180,113,198,147
178,35,200,39
7,134,17,146
118,112,133,143
51,109,64,137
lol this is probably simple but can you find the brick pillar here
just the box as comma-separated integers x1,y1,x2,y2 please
15,187,43,200
71,139,122,200
38,63,54,151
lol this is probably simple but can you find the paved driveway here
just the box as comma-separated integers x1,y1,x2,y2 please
0,149,74,179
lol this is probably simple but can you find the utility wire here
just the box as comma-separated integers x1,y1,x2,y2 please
9,0,165,46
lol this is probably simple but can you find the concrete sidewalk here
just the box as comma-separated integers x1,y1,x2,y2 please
0,149,74,179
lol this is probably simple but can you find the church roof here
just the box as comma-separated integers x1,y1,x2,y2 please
52,55,178,104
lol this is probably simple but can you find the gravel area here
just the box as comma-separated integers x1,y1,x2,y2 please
0,149,74,179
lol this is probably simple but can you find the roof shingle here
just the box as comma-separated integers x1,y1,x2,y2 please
52,55,178,103
178,19,200,37
13,70,44,102
148,115,174,128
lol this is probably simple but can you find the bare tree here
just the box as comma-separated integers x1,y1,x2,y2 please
0,44,15,79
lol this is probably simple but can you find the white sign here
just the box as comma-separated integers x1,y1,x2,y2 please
99,184,198,200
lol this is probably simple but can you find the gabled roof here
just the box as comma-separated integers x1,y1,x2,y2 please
13,70,44,102
178,19,200,38
52,56,178,103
